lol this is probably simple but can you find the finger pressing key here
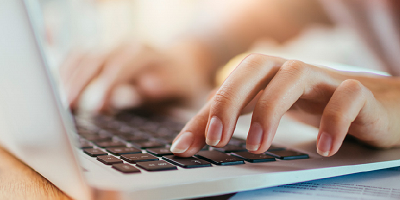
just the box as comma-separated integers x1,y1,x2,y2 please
205,54,285,147
248,60,336,154
317,79,382,157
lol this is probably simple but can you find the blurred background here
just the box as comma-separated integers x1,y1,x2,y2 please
38,0,382,73
35,0,393,112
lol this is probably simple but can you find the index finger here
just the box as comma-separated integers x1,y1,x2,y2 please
170,54,286,156
170,101,212,157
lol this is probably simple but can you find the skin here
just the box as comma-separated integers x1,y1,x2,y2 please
60,41,215,111
170,55,400,157
62,0,400,157
61,0,331,112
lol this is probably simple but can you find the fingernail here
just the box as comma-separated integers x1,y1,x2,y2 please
170,132,194,153
317,132,332,157
206,116,223,146
246,122,263,151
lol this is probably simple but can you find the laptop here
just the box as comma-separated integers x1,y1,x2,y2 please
1,1,400,199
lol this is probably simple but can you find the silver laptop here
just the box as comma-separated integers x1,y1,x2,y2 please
1,1,400,200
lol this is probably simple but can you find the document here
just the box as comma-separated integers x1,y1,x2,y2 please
231,167,400,200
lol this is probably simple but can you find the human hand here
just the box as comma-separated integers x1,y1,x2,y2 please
170,54,400,157
60,41,214,112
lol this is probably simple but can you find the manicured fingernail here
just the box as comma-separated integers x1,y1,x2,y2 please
317,132,332,157
170,132,194,153
206,116,223,146
246,122,263,151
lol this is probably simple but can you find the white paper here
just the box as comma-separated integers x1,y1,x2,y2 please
231,167,400,200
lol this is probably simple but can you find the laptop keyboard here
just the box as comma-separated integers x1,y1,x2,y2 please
74,112,309,174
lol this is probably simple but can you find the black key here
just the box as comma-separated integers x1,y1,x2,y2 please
96,120,121,131
112,163,141,174
121,153,158,163
78,140,92,149
157,137,175,145
94,141,126,148
163,155,211,168
146,148,173,156
106,147,142,155
214,144,247,153
119,134,150,142
229,137,246,146
266,150,309,160
84,148,108,157
140,122,159,132
201,145,210,151
132,141,165,149
136,160,177,171
82,134,112,142
77,129,97,135
97,155,123,165
153,127,173,137
231,152,276,163
268,145,286,152
196,151,244,165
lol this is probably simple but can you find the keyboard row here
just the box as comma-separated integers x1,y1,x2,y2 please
83,146,309,174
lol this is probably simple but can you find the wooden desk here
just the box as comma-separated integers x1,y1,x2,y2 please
0,146,71,200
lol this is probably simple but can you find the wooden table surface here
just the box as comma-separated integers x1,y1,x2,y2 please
0,146,71,200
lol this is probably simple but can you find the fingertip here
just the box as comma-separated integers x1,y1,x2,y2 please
246,122,263,151
170,132,194,154
205,116,223,147
317,132,333,157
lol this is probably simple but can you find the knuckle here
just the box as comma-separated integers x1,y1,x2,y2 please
341,79,363,92
324,110,349,125
213,86,236,106
241,53,271,70
341,79,372,97
255,98,280,117
280,60,308,76
243,53,267,65
239,54,285,73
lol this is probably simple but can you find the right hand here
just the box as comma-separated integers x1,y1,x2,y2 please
170,54,400,157
60,42,214,112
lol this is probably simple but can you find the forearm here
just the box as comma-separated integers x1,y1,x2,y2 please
165,0,333,85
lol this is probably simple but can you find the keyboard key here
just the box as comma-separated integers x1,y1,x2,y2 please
201,145,210,151
84,148,108,157
119,134,150,142
268,145,286,152
158,137,175,145
266,150,309,160
163,155,212,168
132,141,165,149
77,129,97,135
106,147,142,155
112,163,141,174
136,160,177,171
94,141,126,148
229,137,246,146
196,151,244,165
146,148,173,156
78,140,92,149
121,153,158,163
231,152,276,163
214,144,247,153
97,155,123,165
82,134,112,142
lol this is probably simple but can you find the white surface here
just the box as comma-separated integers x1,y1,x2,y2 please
0,1,91,199
231,167,400,200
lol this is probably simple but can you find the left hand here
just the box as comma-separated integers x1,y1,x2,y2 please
170,54,400,157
